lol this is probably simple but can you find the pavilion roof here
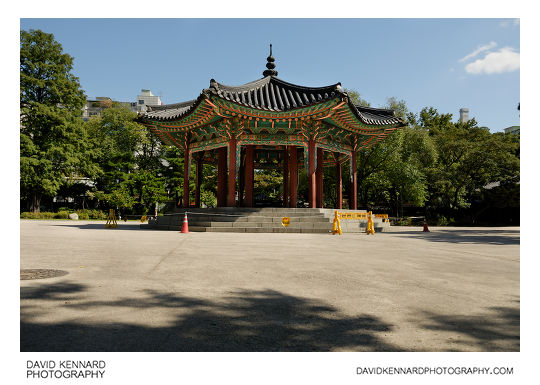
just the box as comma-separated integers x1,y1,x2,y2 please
143,76,402,126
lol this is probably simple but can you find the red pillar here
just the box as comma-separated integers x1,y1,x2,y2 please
244,145,254,207
283,146,289,207
316,147,323,208
308,138,316,208
289,146,298,208
183,147,190,208
227,137,237,207
238,152,245,207
195,153,203,208
335,155,342,209
217,147,227,207
351,150,357,210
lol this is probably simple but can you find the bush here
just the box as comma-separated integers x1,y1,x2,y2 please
20,209,108,220
20,212,39,219
75,209,107,220
76,211,90,220
437,216,455,226
55,211,69,219
200,189,217,208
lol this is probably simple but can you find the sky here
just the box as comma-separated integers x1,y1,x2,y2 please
19,18,520,132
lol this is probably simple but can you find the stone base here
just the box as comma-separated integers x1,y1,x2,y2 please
141,208,390,234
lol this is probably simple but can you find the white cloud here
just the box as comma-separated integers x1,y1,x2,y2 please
499,19,520,28
465,47,520,74
459,41,497,62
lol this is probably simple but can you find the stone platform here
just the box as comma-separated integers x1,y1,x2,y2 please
140,207,390,233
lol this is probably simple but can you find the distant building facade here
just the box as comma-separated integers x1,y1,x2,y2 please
136,89,162,113
459,108,469,123
82,90,162,120
504,126,520,135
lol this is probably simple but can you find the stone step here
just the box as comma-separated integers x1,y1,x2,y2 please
177,212,329,218
184,221,333,229
144,207,389,233
204,227,331,234
160,215,330,226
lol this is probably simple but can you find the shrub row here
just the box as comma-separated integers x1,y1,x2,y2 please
20,209,108,220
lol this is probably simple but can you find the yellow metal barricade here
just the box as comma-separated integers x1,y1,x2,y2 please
333,210,386,235
366,211,375,235
332,211,342,235
105,209,117,228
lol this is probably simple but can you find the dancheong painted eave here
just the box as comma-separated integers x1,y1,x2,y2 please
139,75,405,128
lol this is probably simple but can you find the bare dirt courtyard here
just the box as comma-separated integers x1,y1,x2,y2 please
20,220,520,352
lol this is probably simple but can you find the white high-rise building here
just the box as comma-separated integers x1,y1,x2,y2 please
137,89,162,113
459,108,469,123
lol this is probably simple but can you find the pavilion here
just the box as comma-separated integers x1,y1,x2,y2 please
139,46,406,209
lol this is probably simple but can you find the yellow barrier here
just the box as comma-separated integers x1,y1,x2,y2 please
374,213,389,222
105,209,117,228
333,210,387,235
366,212,375,235
332,211,342,235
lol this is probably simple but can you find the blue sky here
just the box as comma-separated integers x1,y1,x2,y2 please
20,18,520,132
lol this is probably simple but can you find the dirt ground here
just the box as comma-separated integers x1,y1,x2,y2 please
20,220,520,352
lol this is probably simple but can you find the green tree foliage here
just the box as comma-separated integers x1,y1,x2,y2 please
20,29,90,212
85,106,168,213
254,169,283,203
353,98,436,215
344,88,371,107
343,95,519,222
411,107,520,218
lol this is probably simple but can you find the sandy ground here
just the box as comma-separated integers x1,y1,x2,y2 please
20,220,519,352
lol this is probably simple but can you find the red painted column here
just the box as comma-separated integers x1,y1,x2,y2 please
244,145,254,207
183,147,190,208
351,150,357,210
316,147,324,208
283,146,289,207
195,153,203,208
238,152,245,207
289,146,298,208
217,147,227,207
308,138,316,208
335,156,342,209
227,137,237,207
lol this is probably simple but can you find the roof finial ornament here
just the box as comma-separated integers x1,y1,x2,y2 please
263,44,278,77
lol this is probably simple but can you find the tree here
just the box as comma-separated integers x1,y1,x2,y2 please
411,107,520,220
20,29,89,212
85,106,169,213
351,97,436,215
344,88,370,107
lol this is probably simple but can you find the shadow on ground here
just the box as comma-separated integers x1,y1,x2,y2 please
420,303,520,351
20,282,401,352
52,223,145,231
392,229,520,245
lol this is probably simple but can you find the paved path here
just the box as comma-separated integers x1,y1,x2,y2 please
20,220,519,352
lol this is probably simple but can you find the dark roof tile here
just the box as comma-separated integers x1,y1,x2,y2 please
141,76,405,127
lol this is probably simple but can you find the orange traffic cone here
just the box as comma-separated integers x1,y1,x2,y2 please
423,218,430,232
180,213,189,234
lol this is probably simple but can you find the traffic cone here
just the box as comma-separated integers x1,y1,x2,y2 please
180,213,189,234
423,218,430,232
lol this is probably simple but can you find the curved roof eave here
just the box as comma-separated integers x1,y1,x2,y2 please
346,100,406,127
140,94,207,122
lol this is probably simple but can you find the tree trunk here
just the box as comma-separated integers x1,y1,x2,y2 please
30,192,41,213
